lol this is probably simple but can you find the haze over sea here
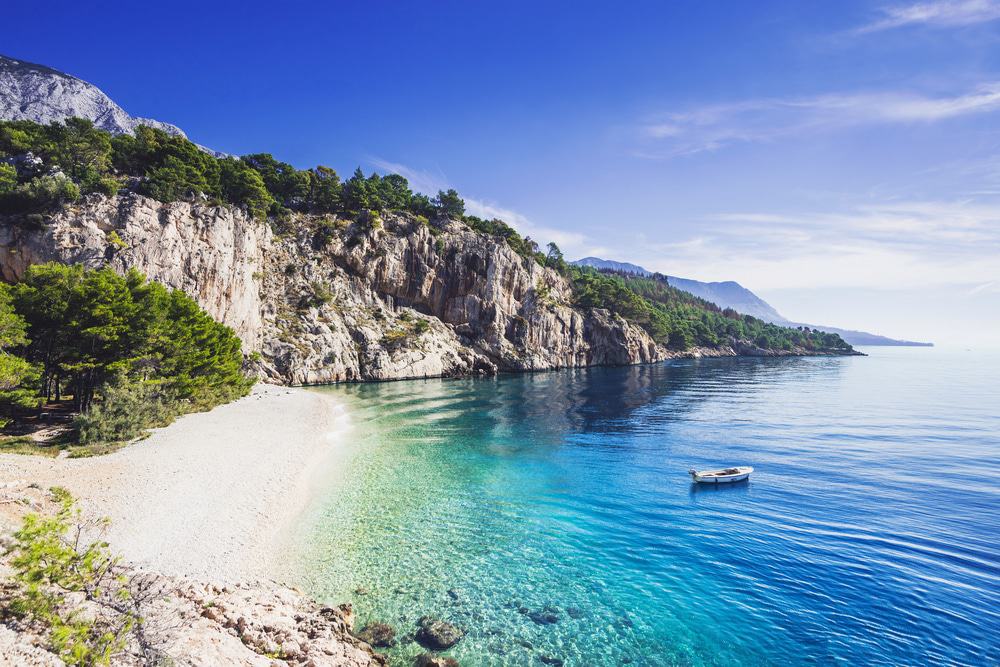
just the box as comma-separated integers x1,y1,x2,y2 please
295,348,999,666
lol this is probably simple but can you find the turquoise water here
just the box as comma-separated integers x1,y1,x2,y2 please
296,348,1000,666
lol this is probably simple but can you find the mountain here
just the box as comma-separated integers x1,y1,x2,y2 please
0,54,224,156
571,257,932,346
574,256,651,276
0,55,183,135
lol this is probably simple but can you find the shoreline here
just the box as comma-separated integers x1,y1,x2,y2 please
287,346,864,387
0,383,350,583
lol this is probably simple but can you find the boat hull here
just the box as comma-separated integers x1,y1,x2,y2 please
688,466,753,484
690,472,750,483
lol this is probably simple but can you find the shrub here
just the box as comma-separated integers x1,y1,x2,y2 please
75,378,175,445
106,230,128,251
2,174,80,213
7,488,136,665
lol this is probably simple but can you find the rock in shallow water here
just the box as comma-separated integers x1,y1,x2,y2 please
527,605,561,625
415,616,465,650
356,621,396,647
415,654,460,667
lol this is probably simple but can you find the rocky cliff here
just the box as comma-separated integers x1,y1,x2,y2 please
0,193,670,384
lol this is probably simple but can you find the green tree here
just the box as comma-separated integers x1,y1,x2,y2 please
433,188,465,217
242,153,310,209
308,165,342,212
0,162,17,194
377,173,412,210
0,284,40,425
219,158,274,218
48,118,113,191
342,167,373,212
10,264,252,418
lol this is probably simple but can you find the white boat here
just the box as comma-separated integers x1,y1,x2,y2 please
688,466,753,483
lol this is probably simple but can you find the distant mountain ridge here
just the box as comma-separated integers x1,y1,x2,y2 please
0,54,224,156
572,257,932,347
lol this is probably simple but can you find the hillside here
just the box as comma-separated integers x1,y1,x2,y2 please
572,257,931,346
0,116,856,383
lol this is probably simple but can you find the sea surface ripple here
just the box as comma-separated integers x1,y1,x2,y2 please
298,348,1000,666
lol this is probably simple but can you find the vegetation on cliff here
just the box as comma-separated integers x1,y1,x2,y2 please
0,117,853,361
0,118,464,224
569,268,852,352
0,263,253,452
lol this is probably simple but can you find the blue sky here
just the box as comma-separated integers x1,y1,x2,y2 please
6,1,1000,346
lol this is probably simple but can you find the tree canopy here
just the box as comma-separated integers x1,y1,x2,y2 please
1,119,471,222
0,264,253,445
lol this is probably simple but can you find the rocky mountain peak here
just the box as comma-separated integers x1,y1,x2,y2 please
0,53,187,139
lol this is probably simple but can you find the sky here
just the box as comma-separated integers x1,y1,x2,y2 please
6,0,1000,347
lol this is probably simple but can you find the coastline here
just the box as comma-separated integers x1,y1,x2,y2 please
0,383,350,583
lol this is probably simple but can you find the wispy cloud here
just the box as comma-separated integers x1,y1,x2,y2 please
464,198,603,258
855,0,1000,33
637,83,1000,156
616,199,1000,291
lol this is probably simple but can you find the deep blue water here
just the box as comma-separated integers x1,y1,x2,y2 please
298,348,1000,666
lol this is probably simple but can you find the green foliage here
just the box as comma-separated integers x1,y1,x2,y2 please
308,165,342,212
433,188,465,218
342,168,414,214
7,488,135,666
2,174,80,213
219,158,274,218
0,162,17,193
298,281,335,310
241,153,310,210
2,263,253,441
75,377,173,445
0,284,40,425
382,313,431,347
544,242,567,273
106,231,127,251
358,208,383,230
463,215,544,262
568,267,853,354
0,120,476,230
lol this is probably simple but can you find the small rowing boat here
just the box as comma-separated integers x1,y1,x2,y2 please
688,466,753,483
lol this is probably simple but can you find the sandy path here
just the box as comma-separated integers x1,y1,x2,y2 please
0,384,349,583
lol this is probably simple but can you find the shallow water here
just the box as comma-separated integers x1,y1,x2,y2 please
297,348,1000,666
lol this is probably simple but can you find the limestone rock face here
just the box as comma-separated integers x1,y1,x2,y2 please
0,194,267,348
0,194,671,384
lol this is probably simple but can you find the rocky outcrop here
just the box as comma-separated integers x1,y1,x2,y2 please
0,193,672,384
0,482,385,667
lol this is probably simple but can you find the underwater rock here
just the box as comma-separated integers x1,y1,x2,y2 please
566,606,583,619
527,605,561,625
356,621,397,647
415,655,460,667
415,616,465,650
539,656,564,666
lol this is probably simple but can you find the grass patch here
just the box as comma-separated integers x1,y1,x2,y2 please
0,436,63,457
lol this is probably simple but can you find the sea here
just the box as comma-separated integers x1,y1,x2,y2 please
294,347,1000,666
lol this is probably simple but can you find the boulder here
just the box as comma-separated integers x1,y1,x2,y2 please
415,616,465,650
415,654,460,667
356,621,396,648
